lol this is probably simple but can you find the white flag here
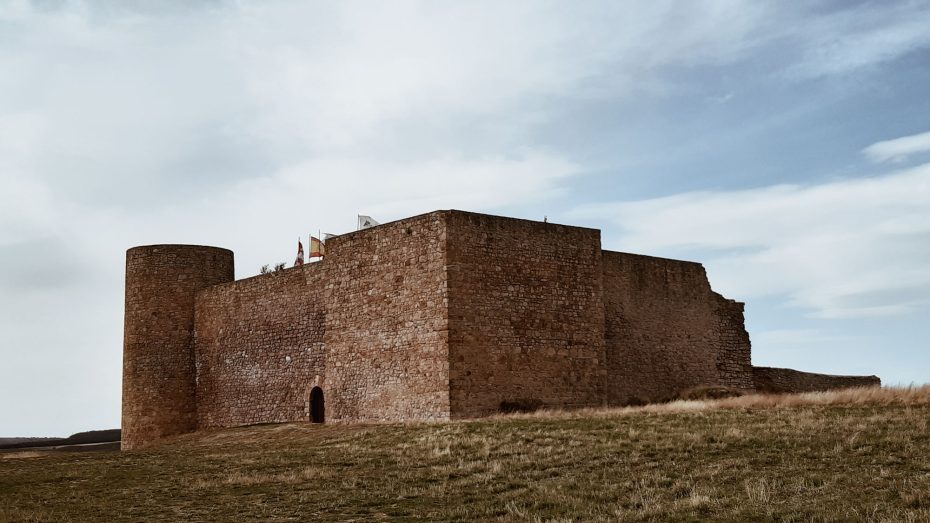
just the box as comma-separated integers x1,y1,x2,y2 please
357,215,380,230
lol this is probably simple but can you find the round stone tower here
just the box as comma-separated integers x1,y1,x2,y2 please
121,245,234,450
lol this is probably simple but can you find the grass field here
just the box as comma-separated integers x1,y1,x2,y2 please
2,387,930,522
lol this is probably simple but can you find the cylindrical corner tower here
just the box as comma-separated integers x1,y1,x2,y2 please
121,245,234,450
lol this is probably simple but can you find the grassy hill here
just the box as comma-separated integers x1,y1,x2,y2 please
0,437,59,446
0,429,121,451
2,387,929,522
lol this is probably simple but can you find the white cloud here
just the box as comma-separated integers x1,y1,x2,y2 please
0,1,774,208
78,151,580,279
752,329,852,347
863,130,930,164
3,0,930,434
784,2,930,79
571,164,930,319
233,0,775,155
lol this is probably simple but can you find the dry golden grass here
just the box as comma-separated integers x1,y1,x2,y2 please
500,385,930,421
0,451,46,460
2,387,929,522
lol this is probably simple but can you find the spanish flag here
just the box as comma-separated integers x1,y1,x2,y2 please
309,236,325,258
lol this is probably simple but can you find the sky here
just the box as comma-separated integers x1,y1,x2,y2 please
1,0,929,436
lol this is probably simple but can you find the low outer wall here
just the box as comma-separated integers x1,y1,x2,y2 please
446,212,606,417
752,366,881,393
193,263,328,429
602,251,753,405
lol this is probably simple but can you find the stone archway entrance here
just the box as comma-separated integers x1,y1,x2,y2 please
310,387,325,423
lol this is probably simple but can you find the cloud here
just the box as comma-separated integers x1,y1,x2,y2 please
751,328,855,348
784,1,930,79
571,164,930,319
86,151,581,278
0,237,91,292
0,1,772,212
863,130,930,164
3,0,930,434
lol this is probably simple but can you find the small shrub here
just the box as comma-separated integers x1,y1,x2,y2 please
679,385,746,401
621,396,649,407
499,399,543,413
259,263,287,275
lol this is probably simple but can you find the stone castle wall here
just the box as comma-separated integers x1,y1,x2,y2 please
193,263,328,429
445,213,606,417
321,212,451,422
712,297,755,390
191,211,451,429
122,245,234,450
122,210,879,449
601,251,753,405
752,366,880,393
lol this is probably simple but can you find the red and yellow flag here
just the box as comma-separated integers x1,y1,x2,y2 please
309,236,325,258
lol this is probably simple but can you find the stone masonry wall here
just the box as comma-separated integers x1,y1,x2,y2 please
124,210,884,448
446,212,606,417
321,212,451,422
122,245,234,450
193,263,328,429
192,212,451,427
712,296,755,390
601,251,753,405
752,366,881,393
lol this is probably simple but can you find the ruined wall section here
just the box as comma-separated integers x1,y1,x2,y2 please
712,296,755,390
322,212,451,422
601,251,753,405
122,245,234,450
752,367,880,393
193,263,328,429
446,212,606,417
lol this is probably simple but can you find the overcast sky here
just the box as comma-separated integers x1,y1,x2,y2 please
2,0,929,436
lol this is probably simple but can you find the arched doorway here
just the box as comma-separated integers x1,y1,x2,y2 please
310,387,325,423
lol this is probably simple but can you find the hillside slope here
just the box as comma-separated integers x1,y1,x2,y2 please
2,388,929,522
0,429,120,451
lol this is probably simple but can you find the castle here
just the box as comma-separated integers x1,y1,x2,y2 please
122,210,879,449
